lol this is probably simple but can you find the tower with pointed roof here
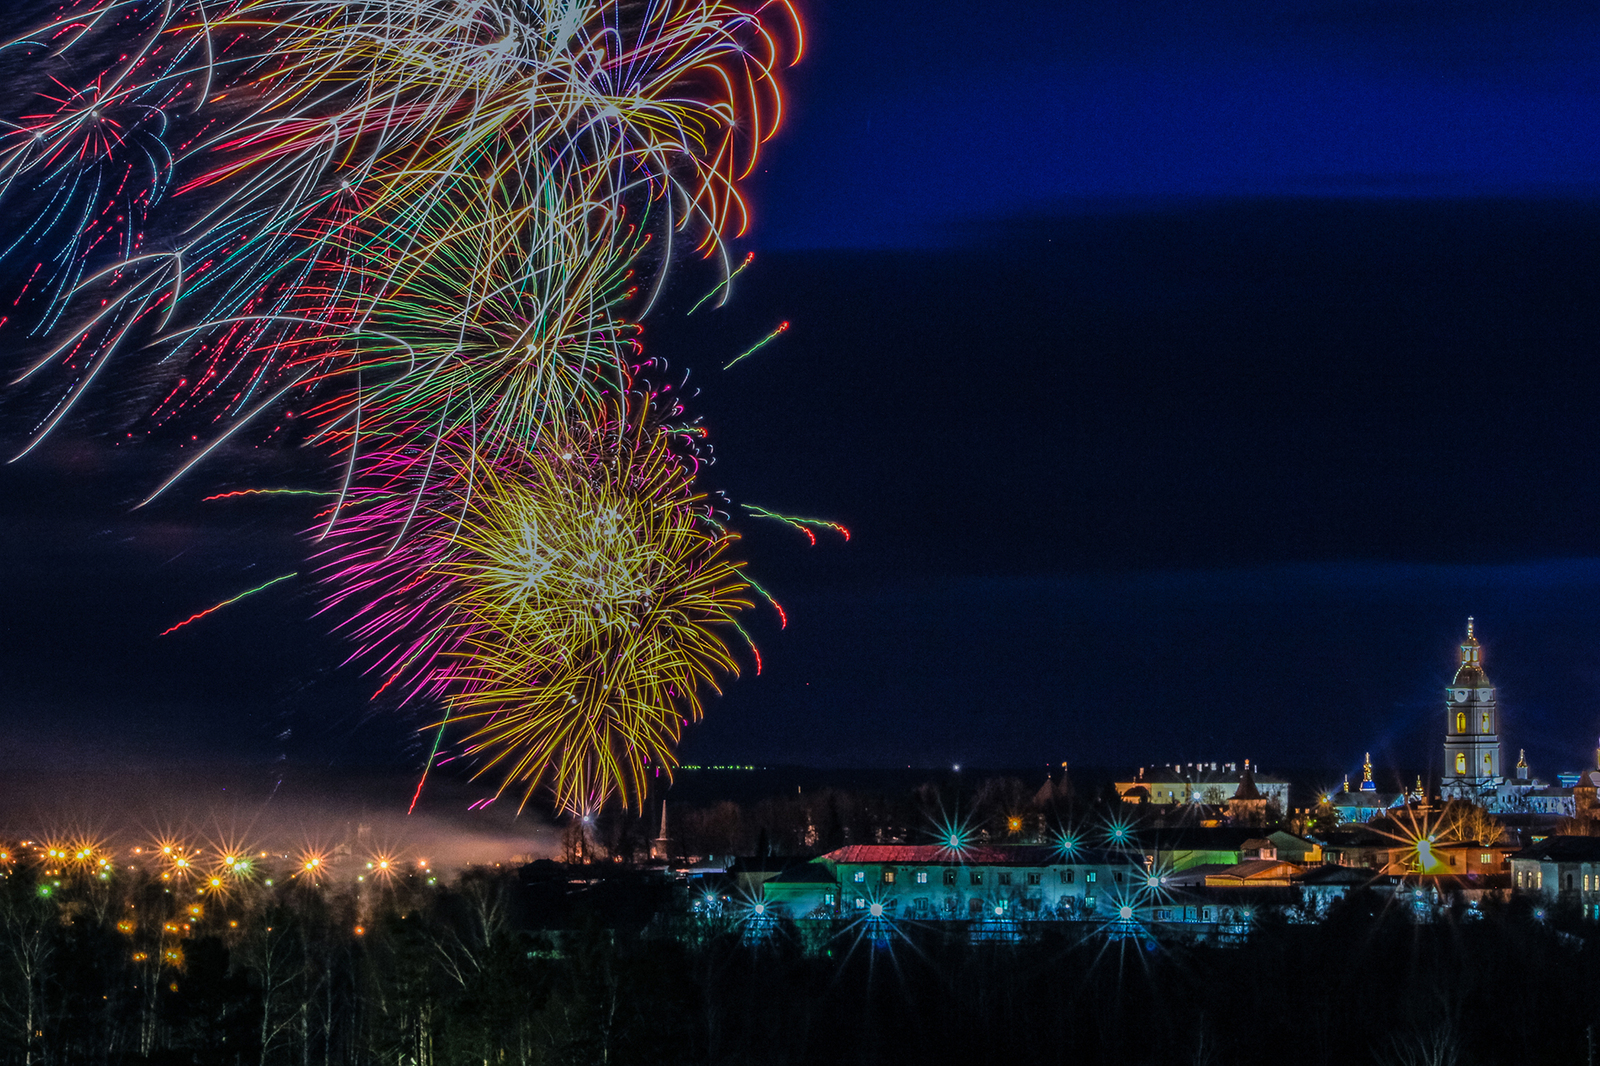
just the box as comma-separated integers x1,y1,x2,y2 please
1441,618,1504,802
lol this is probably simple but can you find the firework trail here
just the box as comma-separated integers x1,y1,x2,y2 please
3,0,801,470
158,572,297,635
743,505,850,546
0,0,808,815
723,319,789,368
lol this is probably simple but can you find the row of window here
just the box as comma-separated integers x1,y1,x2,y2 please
845,896,1097,915
848,868,1113,886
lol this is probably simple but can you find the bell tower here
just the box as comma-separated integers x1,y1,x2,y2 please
1440,618,1503,802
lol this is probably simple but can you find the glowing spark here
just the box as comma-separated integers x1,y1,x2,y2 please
158,573,296,636
724,321,790,369
742,505,850,545
688,252,755,314
202,489,338,501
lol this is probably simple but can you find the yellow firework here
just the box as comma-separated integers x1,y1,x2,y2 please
433,414,752,815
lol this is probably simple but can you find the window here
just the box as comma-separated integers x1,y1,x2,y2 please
1457,712,1466,733
1061,869,1075,884
883,870,895,884
1455,752,1467,774
823,894,835,906
915,870,928,884
914,897,929,912
1114,872,1124,883
1155,909,1171,921
970,871,983,886
1026,872,1041,886
1484,753,1493,767
854,898,865,909
1482,713,1491,732
998,872,1012,886
1202,907,1215,921
1086,871,1097,883
853,870,865,883
943,869,956,886
1481,853,1492,864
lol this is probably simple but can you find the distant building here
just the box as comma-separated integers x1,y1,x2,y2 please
1441,618,1505,803
1510,835,1600,918
1321,820,1515,878
758,844,1150,923
759,863,840,918
1137,827,1321,872
1115,763,1289,811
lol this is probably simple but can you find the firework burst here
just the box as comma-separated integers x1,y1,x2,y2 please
0,0,808,817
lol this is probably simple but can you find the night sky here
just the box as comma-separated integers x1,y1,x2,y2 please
4,0,1600,803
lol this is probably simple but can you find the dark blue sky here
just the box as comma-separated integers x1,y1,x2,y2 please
3,1,1600,803
752,0,1600,247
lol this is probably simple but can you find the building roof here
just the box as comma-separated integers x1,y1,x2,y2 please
1329,790,1407,810
1232,766,1264,802
1162,864,1235,886
1137,826,1274,850
1513,835,1600,863
1126,766,1288,787
1432,839,1512,853
1225,859,1301,879
820,844,1132,867
1292,864,1379,887
762,862,839,885
1203,859,1302,887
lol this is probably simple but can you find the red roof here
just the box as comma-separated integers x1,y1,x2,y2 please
821,845,1063,866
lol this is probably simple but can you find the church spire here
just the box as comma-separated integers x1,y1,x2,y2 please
1360,753,1375,792
1453,618,1489,685
1442,619,1502,798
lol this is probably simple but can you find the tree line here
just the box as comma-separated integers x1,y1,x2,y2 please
7,851,1600,1065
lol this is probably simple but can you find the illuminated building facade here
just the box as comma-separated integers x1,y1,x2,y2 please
759,845,1150,922
1441,618,1505,803
1114,764,1290,811
1510,836,1600,919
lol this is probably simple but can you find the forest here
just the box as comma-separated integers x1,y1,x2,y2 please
4,849,1600,1066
